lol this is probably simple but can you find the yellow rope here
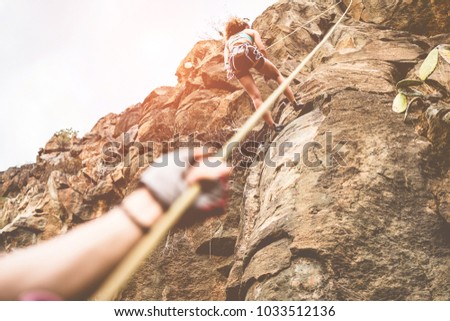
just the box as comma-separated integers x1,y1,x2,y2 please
91,0,353,301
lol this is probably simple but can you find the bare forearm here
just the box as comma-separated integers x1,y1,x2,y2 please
0,188,162,300
0,150,229,300
253,30,267,57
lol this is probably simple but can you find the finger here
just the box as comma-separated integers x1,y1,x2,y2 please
192,148,215,161
186,160,231,184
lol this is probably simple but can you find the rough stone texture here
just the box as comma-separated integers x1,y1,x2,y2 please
224,1,450,301
342,0,450,36
1,0,449,300
113,104,143,138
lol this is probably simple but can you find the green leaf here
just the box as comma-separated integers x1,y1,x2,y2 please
392,93,408,113
396,79,423,89
404,97,423,122
438,44,450,65
398,87,423,97
419,48,439,80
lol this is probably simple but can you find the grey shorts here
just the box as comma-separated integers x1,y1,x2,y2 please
229,43,265,79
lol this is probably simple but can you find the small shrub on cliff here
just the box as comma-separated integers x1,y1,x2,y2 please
54,128,79,150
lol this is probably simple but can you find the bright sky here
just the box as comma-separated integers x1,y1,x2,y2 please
0,0,276,171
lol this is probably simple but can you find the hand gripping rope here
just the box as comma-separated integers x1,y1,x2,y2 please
92,0,353,300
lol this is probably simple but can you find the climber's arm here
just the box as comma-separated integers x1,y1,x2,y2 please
0,188,163,300
224,45,234,80
252,30,268,58
0,154,230,300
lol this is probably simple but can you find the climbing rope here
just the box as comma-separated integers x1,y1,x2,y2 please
92,0,353,301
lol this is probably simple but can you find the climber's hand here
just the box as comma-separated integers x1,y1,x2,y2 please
140,149,230,219
186,155,230,184
226,69,235,80
260,48,268,58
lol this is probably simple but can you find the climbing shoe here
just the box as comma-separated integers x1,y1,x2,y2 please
298,103,314,117
293,100,305,112
274,124,284,133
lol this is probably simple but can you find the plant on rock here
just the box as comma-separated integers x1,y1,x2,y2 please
392,44,450,120
54,128,79,150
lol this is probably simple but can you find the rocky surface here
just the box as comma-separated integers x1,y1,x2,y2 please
343,0,450,36
1,0,449,300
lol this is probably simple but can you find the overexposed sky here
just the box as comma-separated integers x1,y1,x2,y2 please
0,0,276,170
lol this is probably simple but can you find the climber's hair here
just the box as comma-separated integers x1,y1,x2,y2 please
225,17,250,40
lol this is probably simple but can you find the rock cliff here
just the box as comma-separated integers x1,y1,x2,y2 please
1,0,449,300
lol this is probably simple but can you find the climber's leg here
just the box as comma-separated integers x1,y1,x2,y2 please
237,73,276,128
259,60,304,111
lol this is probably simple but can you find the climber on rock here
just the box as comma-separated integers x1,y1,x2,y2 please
223,17,307,133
